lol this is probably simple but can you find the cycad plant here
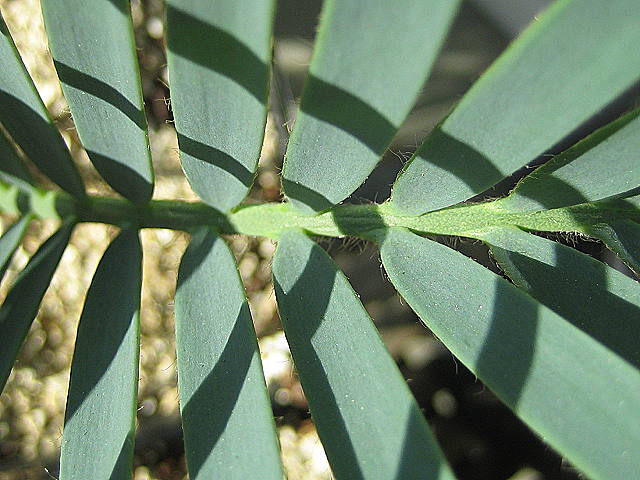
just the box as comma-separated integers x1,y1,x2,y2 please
1,0,639,479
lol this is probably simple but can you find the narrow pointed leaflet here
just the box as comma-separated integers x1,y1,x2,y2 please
499,110,640,212
392,0,640,214
59,228,142,480
0,12,84,197
380,228,640,479
0,215,31,281
479,226,640,369
166,0,274,212
41,0,154,203
175,228,283,479
273,231,455,479
282,0,459,212
0,219,74,392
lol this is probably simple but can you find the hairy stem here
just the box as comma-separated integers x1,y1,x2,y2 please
1,182,637,241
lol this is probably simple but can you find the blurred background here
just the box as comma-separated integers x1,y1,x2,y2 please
0,0,637,479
